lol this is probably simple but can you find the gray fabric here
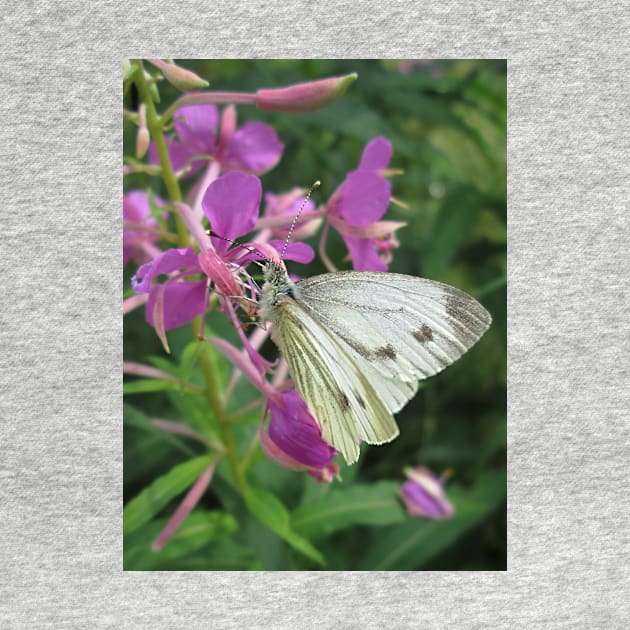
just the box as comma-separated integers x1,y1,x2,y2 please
1,2,629,627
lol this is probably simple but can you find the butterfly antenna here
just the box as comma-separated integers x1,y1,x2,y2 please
280,180,320,261
206,230,266,269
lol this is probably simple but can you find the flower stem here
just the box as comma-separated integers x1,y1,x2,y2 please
132,60,189,246
197,340,248,493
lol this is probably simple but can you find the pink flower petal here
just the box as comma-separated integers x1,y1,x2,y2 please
202,172,262,254
223,122,283,174
268,391,336,469
132,248,199,293
146,279,208,331
337,170,392,227
358,137,393,171
173,104,219,155
343,235,388,271
267,240,315,264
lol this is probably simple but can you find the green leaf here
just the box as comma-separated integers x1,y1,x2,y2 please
422,185,482,279
124,510,238,570
123,454,215,535
123,403,197,458
243,486,324,566
179,340,204,390
292,481,406,539
359,469,506,570
123,378,180,394
151,536,261,570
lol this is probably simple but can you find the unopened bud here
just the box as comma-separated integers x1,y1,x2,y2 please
135,104,150,159
255,73,357,113
149,59,209,91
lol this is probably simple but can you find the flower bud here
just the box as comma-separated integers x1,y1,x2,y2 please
255,73,357,113
197,249,242,298
149,59,209,91
400,467,454,519
261,390,337,480
135,104,150,159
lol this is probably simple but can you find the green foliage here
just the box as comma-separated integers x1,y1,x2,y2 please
123,59,506,570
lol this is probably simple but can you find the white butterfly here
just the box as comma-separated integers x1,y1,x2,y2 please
258,261,492,464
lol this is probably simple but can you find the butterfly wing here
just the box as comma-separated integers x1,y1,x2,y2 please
271,298,399,464
297,271,492,386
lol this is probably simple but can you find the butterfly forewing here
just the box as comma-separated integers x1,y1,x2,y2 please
260,264,491,465
297,271,492,384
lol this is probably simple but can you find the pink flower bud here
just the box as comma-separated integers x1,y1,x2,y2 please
148,59,209,91
400,467,455,520
135,104,150,159
255,73,357,113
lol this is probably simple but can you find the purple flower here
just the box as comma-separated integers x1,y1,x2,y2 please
123,191,163,266
326,137,405,271
400,467,455,520
149,104,283,178
131,172,313,340
262,188,322,240
260,390,339,482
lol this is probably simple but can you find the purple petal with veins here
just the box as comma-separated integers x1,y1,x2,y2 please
223,122,283,174
267,240,315,264
146,279,208,330
202,172,262,254
338,170,391,227
131,247,199,293
173,104,219,155
268,391,336,469
343,235,388,271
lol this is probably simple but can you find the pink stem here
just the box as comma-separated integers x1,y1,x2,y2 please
174,202,213,252
123,293,148,315
192,160,222,222
151,418,206,442
123,361,177,382
152,462,217,551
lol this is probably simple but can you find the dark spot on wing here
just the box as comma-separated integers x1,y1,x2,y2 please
344,338,372,358
375,344,396,360
339,392,350,409
444,293,486,344
412,324,433,344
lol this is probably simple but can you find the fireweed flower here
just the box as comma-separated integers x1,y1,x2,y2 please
214,331,339,482
131,172,313,337
325,137,406,271
400,466,455,520
263,391,339,482
260,188,322,241
149,103,283,178
123,190,164,267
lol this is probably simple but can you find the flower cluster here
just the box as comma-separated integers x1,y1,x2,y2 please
128,113,408,474
124,62,458,551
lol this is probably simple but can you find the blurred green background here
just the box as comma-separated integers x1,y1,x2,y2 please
123,59,506,570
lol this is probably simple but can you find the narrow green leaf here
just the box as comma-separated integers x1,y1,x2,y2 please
123,403,197,458
293,481,406,538
243,486,324,566
359,469,506,570
179,340,203,390
156,536,261,570
123,378,180,394
124,510,238,570
123,454,215,535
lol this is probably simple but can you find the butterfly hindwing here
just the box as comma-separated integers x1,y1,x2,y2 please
271,298,400,464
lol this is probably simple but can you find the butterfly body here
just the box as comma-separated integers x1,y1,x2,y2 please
259,261,491,464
